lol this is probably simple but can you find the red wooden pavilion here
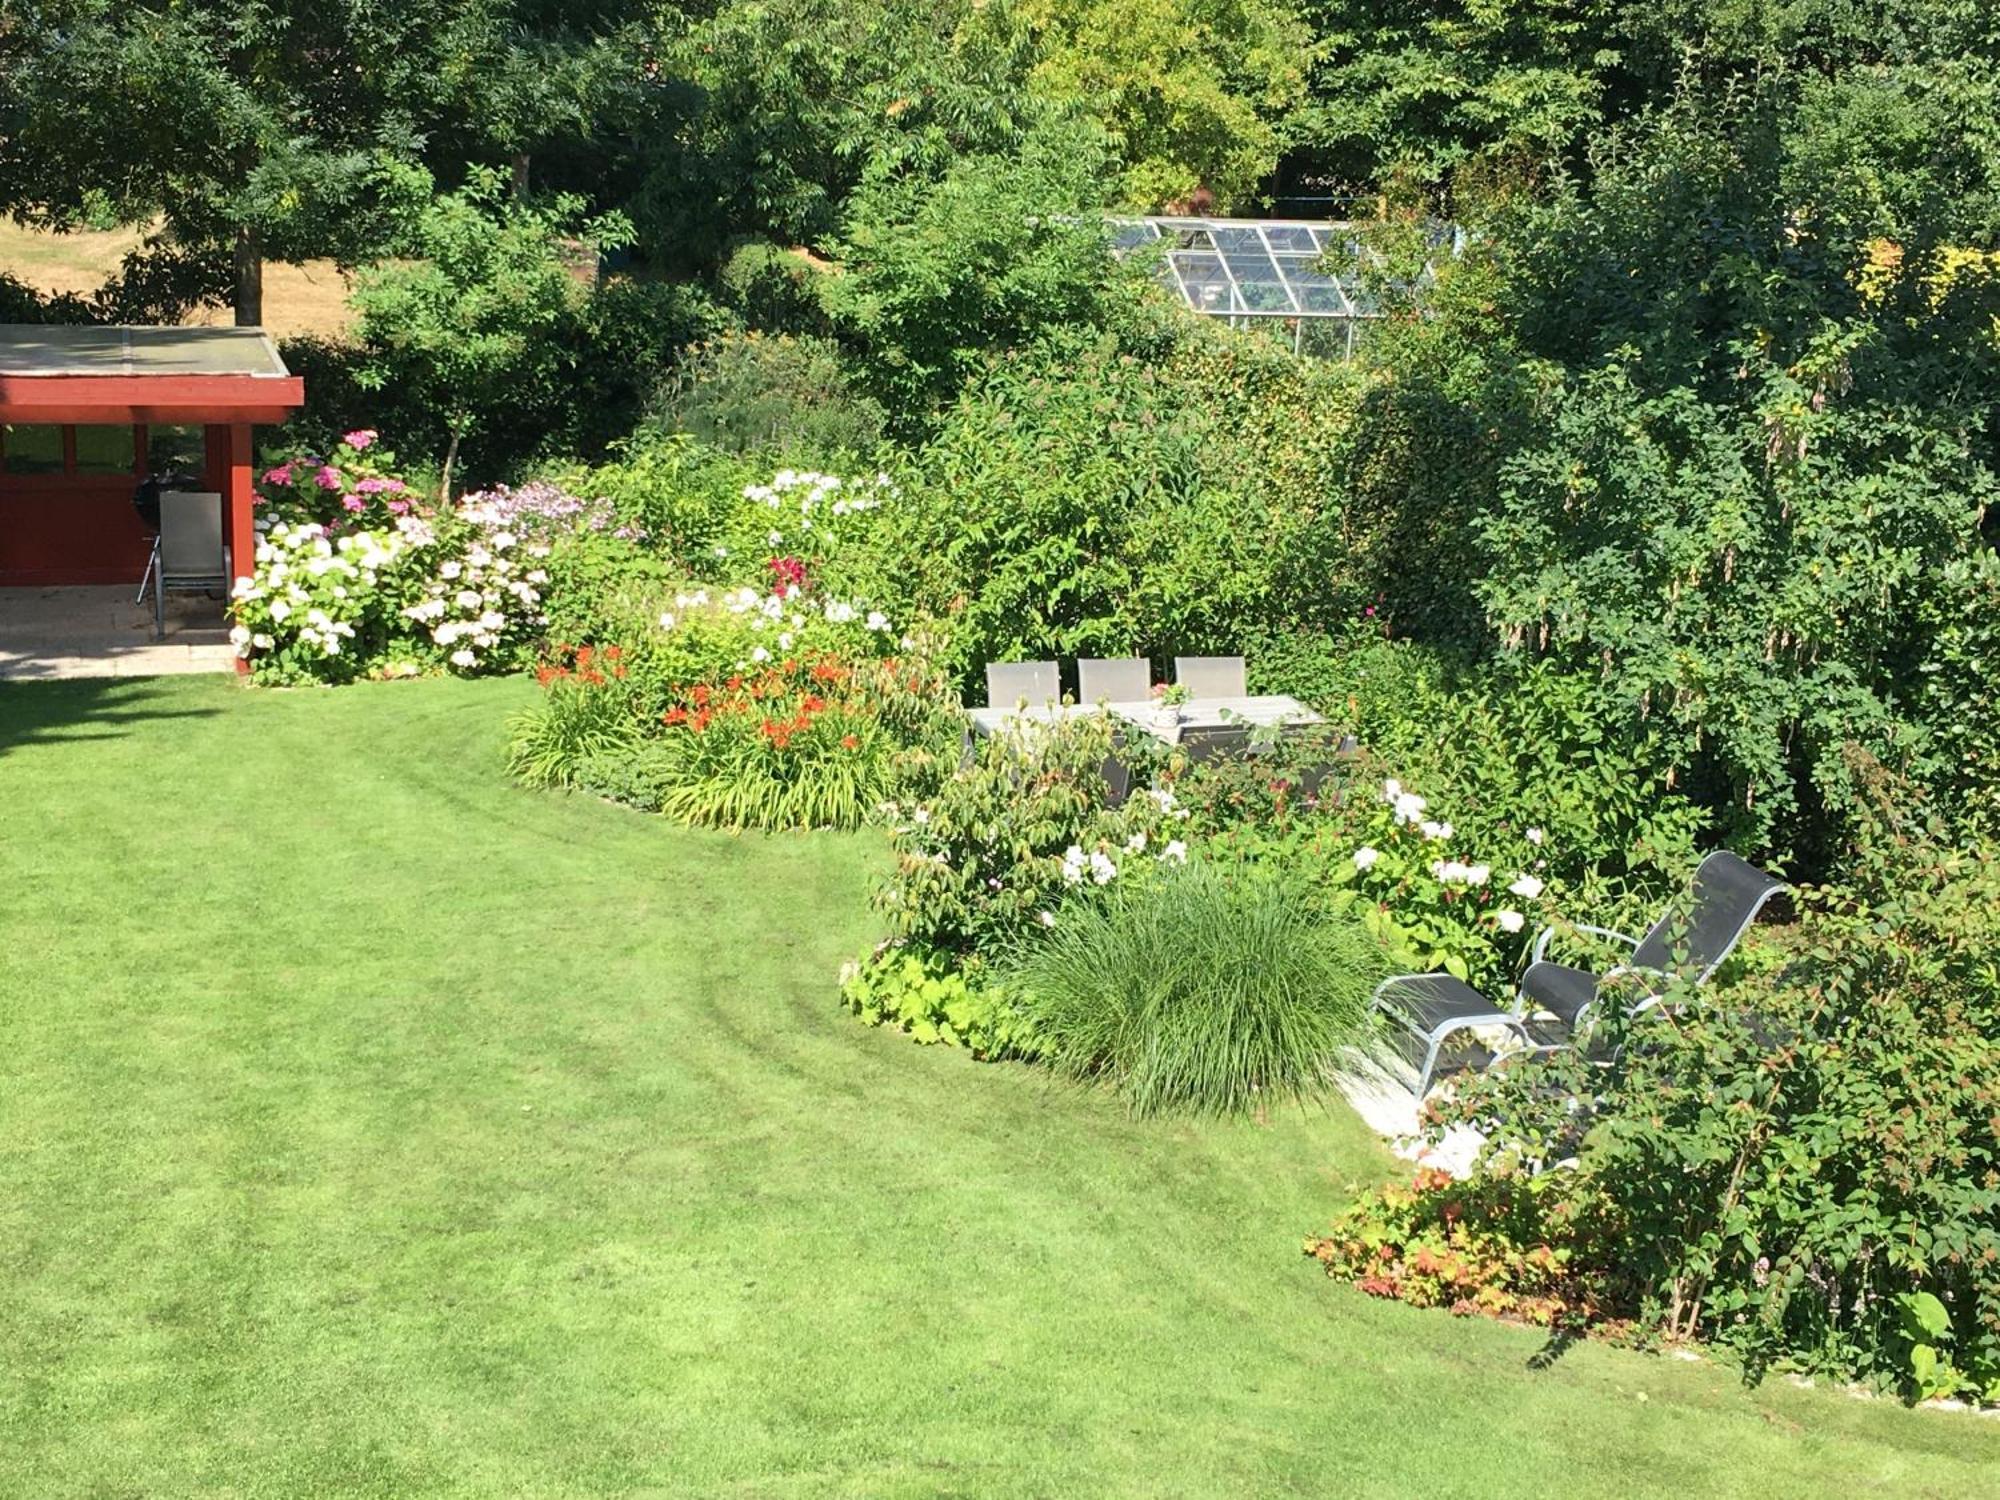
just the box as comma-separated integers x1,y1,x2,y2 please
0,325,304,590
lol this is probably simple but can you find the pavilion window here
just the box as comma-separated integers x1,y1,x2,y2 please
2,423,65,475
145,424,206,482
73,423,138,475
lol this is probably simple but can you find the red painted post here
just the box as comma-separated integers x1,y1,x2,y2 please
226,423,256,674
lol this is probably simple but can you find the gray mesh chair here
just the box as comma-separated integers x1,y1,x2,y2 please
1078,657,1151,704
1372,850,1787,1096
139,490,227,639
984,660,1060,709
1173,655,1246,697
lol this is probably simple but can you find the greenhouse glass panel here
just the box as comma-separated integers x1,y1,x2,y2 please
1105,215,1450,358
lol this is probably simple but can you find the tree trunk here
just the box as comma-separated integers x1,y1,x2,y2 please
440,429,462,504
232,227,263,327
511,152,531,199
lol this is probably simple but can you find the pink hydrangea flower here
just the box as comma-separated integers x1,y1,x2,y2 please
354,477,406,494
343,429,377,451
341,494,366,513
262,464,294,486
387,499,411,515
314,465,342,490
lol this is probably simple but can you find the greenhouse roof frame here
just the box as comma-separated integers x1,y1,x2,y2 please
1108,216,1454,356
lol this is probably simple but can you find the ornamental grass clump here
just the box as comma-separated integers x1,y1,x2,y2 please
1002,865,1383,1117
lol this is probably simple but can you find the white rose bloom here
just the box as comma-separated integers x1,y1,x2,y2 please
1525,827,1545,845
1160,840,1189,865
750,646,770,663
1126,832,1147,852
1465,864,1492,886
1509,874,1545,900
1038,910,1057,928
440,561,462,580
865,611,890,632
1353,846,1380,870
1496,909,1526,934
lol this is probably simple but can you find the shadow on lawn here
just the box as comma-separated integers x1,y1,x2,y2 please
0,677,222,759
1527,1328,1584,1371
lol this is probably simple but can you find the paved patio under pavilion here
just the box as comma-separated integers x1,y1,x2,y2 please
0,585,235,679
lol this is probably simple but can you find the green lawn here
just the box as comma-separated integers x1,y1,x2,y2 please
0,675,1992,1498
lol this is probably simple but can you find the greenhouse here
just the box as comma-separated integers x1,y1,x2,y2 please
1108,216,1450,358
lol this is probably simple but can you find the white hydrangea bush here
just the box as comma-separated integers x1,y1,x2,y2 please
401,498,552,672
230,515,435,682
231,497,552,682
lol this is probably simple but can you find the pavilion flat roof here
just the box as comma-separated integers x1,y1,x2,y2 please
0,325,292,378
0,325,304,424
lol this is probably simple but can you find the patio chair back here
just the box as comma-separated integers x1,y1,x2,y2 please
1629,850,1788,980
1078,657,1150,704
984,659,1059,709
158,491,225,582
1172,655,1246,697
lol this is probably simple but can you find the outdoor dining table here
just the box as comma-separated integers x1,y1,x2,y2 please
965,694,1325,743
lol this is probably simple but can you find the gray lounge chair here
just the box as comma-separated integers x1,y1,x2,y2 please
983,660,1060,709
1078,657,1151,704
1172,655,1246,697
1372,850,1788,1096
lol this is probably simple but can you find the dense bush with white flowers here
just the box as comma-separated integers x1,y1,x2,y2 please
1320,777,1558,984
876,713,1190,957
230,514,435,684
400,497,552,673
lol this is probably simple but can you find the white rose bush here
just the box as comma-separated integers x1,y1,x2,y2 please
1323,776,1557,983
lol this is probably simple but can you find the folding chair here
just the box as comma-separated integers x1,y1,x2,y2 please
139,490,228,640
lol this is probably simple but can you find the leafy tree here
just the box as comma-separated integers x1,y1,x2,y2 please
1417,91,1999,862
1287,0,1618,201
822,114,1156,418
0,0,643,323
349,169,630,494
627,0,1050,265
1016,0,1314,209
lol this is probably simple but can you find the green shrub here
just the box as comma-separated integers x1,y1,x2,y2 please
839,946,1037,1056
652,330,887,459
878,712,1187,955
504,668,638,790
999,865,1383,1117
1397,763,2000,1403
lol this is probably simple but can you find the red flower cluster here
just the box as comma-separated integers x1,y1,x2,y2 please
656,652,878,757
536,641,627,688
768,555,810,596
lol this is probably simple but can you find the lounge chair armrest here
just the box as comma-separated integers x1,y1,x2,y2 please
1529,922,1642,966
